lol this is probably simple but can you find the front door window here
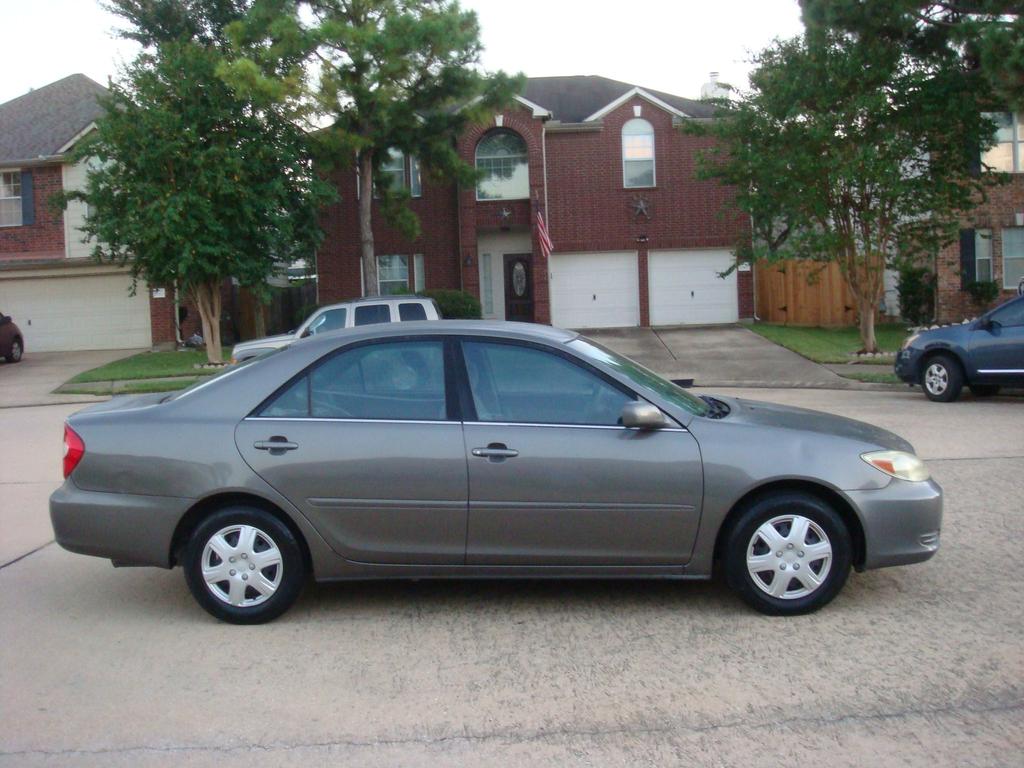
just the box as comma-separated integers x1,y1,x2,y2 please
503,254,534,322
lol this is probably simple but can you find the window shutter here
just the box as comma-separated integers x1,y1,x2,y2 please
959,229,976,288
20,170,34,225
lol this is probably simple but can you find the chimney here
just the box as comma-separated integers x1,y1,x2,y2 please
700,71,729,101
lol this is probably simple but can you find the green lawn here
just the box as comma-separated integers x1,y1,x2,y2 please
749,323,909,364
69,349,229,383
60,377,203,396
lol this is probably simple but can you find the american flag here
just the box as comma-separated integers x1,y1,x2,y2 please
537,210,554,260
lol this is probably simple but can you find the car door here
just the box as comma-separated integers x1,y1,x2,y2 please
235,337,468,564
458,338,703,566
969,299,1024,381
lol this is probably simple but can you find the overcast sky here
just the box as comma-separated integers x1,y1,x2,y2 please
1,0,805,105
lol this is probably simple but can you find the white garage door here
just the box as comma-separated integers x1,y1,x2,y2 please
549,251,639,328
0,271,152,352
648,249,738,326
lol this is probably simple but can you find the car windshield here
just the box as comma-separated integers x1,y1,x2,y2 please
164,348,282,402
568,337,710,418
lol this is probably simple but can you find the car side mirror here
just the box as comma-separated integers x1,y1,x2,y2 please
621,402,666,430
981,318,1000,332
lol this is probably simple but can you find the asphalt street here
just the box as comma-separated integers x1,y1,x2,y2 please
1,382,1022,767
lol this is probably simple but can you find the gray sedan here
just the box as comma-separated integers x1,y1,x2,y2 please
50,321,942,623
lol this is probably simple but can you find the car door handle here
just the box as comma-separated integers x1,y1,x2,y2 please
254,438,298,452
471,445,519,459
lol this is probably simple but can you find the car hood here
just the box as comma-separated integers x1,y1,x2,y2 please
909,322,972,348
716,396,915,453
233,333,295,353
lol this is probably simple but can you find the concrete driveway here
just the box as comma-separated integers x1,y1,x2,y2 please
0,349,140,407
586,325,855,388
1,387,1023,766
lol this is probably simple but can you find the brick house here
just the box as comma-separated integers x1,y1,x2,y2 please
937,111,1024,321
318,76,752,328
0,74,200,352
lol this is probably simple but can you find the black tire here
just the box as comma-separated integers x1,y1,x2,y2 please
5,338,22,363
921,353,963,403
722,491,852,616
969,384,1001,397
183,505,305,624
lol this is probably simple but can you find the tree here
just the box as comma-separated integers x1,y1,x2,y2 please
686,34,1000,351
65,1,332,363
221,0,521,296
801,1,1024,111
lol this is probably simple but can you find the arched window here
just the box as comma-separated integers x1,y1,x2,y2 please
622,118,655,188
476,130,529,200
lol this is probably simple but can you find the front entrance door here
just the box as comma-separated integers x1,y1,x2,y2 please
504,254,534,322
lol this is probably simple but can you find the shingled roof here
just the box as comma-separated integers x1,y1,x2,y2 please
0,74,107,165
522,75,714,123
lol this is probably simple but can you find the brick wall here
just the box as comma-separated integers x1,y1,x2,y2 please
937,175,1024,322
0,164,65,260
316,163,462,305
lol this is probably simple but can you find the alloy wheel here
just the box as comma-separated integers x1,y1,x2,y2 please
746,514,833,599
924,363,948,396
10,340,22,361
201,524,283,607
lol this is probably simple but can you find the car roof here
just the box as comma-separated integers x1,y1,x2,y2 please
320,295,434,309
294,320,578,352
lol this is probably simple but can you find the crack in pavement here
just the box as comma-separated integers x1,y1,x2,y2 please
0,540,53,571
2,694,1021,759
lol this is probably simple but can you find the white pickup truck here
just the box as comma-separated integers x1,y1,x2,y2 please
230,295,441,363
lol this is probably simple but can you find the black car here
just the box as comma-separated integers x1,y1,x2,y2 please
895,295,1024,402
0,311,23,363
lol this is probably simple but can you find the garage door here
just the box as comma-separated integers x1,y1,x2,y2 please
0,271,152,352
549,251,639,328
648,249,738,326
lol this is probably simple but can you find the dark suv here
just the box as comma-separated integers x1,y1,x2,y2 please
0,311,23,363
895,295,1024,401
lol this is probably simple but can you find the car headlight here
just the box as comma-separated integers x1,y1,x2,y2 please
861,450,930,482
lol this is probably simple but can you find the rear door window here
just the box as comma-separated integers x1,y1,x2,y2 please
354,304,392,326
398,302,428,321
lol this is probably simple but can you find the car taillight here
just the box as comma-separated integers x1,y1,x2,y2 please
63,424,85,479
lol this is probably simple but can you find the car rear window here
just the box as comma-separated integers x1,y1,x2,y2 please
398,302,427,321
354,304,391,326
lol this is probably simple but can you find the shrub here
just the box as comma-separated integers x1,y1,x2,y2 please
897,265,935,326
964,279,1000,308
420,289,482,319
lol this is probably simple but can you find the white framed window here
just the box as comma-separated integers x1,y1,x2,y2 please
0,171,22,227
413,253,425,292
377,254,410,295
476,130,529,201
1002,227,1024,290
622,118,655,188
976,229,993,282
380,148,406,192
410,156,422,198
982,112,1022,173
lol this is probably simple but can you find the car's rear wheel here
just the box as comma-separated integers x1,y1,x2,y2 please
183,506,305,624
969,384,1001,397
921,354,963,402
723,491,852,616
5,338,22,363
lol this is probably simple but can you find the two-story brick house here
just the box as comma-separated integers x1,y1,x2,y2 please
0,74,166,351
317,76,752,328
937,111,1024,322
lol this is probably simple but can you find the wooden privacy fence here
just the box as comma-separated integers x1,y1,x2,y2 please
754,260,857,326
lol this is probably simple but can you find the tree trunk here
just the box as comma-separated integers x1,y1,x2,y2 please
856,295,878,354
190,280,224,364
359,150,378,297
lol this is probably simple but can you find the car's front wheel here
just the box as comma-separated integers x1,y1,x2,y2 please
183,506,305,624
921,354,963,402
723,491,852,616
5,338,22,363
